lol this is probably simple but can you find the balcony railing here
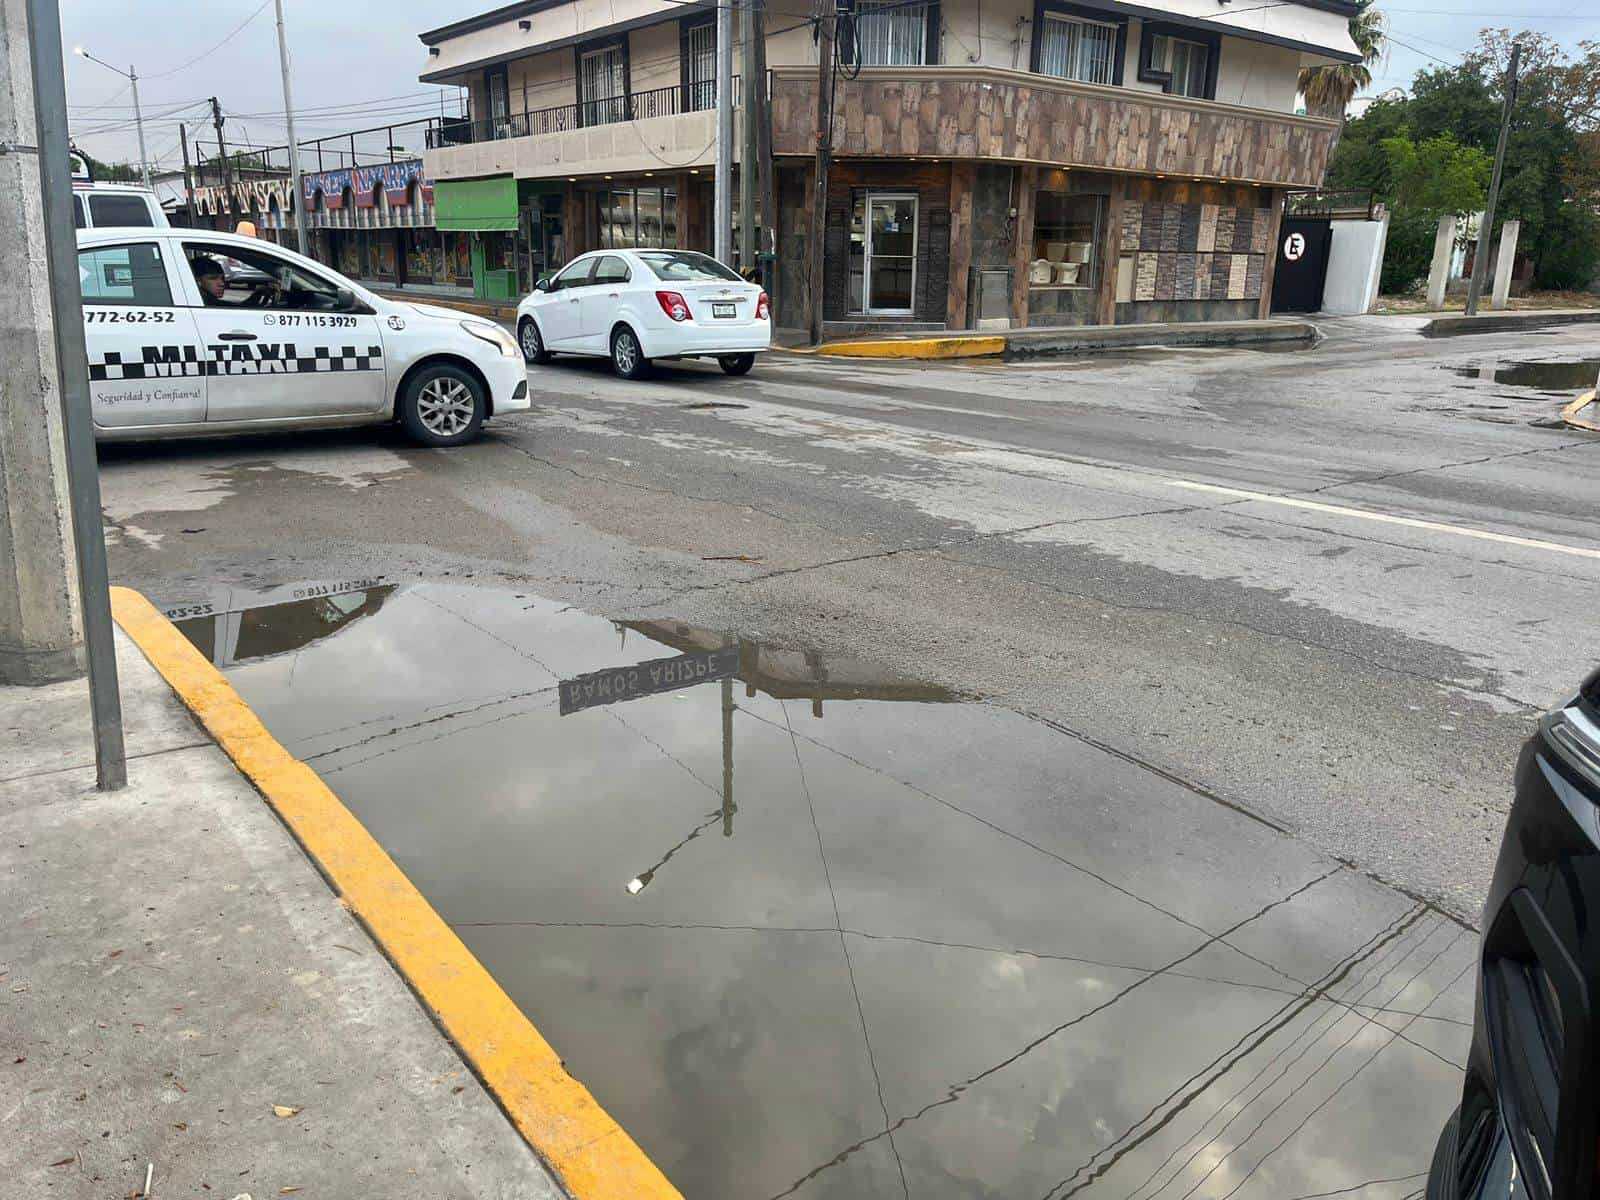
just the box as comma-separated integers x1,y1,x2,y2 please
427,78,738,149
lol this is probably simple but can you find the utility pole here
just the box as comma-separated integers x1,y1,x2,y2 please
714,0,734,264
70,46,149,187
739,0,759,274
210,96,235,223
806,0,834,345
3,0,128,786
1465,41,1518,318
754,4,775,297
273,0,307,255
178,121,193,223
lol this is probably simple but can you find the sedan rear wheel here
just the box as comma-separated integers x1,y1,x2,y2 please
519,317,552,365
610,324,651,380
401,363,486,447
718,353,755,376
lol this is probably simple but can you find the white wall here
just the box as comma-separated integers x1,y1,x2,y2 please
1322,214,1390,315
940,0,1034,69
1214,38,1301,110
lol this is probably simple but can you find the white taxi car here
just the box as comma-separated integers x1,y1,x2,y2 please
515,249,769,380
78,227,529,446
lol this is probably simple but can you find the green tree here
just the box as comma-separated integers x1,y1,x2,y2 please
1381,133,1490,213
1298,1,1386,120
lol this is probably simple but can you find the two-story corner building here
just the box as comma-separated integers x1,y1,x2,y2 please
419,0,1359,329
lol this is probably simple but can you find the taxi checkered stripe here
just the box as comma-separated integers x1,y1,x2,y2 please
89,344,383,381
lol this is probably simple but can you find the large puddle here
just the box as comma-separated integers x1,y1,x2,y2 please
1451,358,1600,390
172,580,1473,1199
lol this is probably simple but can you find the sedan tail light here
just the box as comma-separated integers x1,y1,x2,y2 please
656,290,691,322
755,291,770,320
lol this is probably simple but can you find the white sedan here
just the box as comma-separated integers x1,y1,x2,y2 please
78,227,529,447
515,249,769,379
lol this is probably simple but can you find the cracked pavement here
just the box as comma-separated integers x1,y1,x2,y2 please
99,318,1600,918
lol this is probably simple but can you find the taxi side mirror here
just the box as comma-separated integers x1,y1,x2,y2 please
335,287,371,315
534,276,551,293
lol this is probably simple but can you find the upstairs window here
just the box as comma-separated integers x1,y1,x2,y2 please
854,0,933,66
683,19,716,111
1037,13,1118,85
1144,30,1212,98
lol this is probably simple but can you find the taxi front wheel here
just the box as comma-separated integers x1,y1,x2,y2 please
400,363,486,447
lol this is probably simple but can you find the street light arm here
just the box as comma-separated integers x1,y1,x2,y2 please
73,47,131,80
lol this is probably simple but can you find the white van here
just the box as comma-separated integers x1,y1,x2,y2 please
72,181,168,230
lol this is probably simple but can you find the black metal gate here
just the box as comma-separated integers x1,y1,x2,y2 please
1270,217,1333,314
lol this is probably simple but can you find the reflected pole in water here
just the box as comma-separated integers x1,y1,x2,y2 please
722,637,737,836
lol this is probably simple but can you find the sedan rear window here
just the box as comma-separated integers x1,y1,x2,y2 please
88,193,155,227
637,251,741,282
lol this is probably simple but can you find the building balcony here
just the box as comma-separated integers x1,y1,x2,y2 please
424,80,738,182
768,65,1339,189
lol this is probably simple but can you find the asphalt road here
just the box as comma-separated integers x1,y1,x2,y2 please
99,318,1600,919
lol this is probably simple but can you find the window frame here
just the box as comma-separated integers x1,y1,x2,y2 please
574,34,631,127
77,239,179,308
179,239,361,313
1136,20,1220,100
1031,1,1127,84
680,15,716,113
851,0,941,67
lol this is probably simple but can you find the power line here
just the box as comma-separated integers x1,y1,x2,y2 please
144,0,274,78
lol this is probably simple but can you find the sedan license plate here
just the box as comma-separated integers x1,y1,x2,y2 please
712,301,737,319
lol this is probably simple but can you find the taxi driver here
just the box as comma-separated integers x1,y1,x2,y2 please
191,257,227,305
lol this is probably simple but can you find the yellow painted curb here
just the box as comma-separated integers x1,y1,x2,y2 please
813,335,1007,360
109,586,682,1200
1562,389,1600,433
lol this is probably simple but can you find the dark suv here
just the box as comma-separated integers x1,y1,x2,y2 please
1428,668,1600,1200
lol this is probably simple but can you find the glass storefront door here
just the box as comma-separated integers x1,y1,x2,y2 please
849,193,917,314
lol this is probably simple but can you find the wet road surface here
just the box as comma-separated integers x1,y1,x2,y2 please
103,322,1600,917
174,581,1473,1200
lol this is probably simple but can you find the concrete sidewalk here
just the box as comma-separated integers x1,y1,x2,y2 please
0,632,567,1199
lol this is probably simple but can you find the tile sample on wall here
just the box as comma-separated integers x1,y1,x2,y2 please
1214,207,1237,253
1250,209,1271,253
1210,251,1232,298
1159,204,1181,251
1244,253,1265,299
1174,252,1196,300
1194,252,1212,298
1233,208,1254,256
1120,201,1142,252
1154,251,1176,300
1139,203,1163,251
1227,253,1249,299
1198,203,1218,252
1116,253,1135,301
1134,251,1158,300
1178,205,1201,252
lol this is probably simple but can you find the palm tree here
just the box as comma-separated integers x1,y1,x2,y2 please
1299,1,1386,120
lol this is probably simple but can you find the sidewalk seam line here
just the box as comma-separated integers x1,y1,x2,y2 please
107,586,682,1200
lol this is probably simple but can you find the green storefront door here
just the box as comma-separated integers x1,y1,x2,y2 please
436,177,519,301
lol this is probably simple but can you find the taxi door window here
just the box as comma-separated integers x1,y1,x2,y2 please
183,242,354,312
78,243,174,306
88,193,156,227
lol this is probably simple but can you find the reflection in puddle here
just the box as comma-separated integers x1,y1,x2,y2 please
171,581,1471,1200
1451,358,1600,390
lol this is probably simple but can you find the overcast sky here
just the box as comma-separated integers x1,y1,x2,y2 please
61,0,1600,172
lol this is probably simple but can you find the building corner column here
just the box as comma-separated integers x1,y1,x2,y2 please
0,0,83,685
1257,188,1285,320
946,162,975,331
1007,165,1037,328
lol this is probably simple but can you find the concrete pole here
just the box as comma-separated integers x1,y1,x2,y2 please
1465,41,1518,318
1489,219,1520,311
1,0,81,686
738,0,758,274
806,0,834,345
128,65,150,188
273,0,308,256
1425,213,1455,311
714,0,734,264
